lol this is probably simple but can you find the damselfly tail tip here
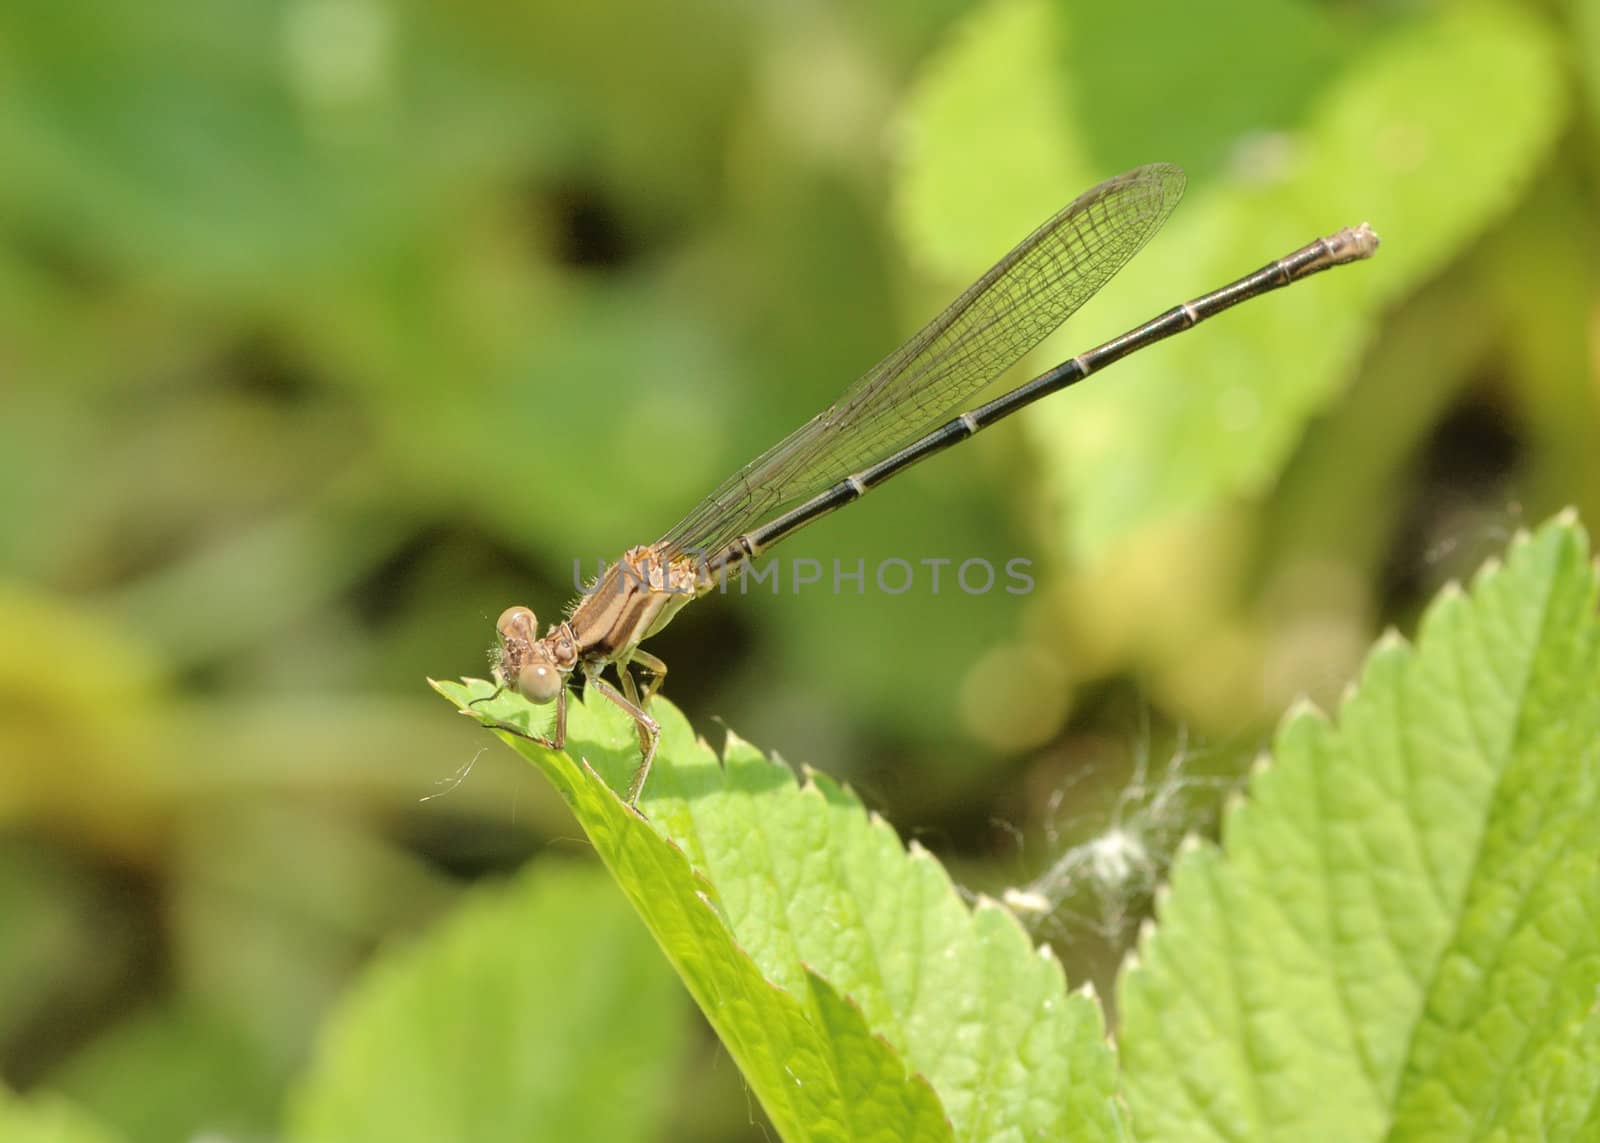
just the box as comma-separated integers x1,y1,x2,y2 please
1338,222,1381,261
1297,223,1380,279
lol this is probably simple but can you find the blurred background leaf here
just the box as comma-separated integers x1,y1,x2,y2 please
1,0,1595,1137
289,861,688,1143
0,1085,123,1143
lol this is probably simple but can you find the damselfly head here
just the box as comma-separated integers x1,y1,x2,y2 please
492,606,570,704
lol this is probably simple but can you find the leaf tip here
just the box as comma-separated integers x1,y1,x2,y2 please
1221,785,1252,829
1281,694,1328,727
970,891,1005,914
721,726,754,757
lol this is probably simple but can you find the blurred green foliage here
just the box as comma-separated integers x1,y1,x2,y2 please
290,862,685,1143
0,0,1594,1137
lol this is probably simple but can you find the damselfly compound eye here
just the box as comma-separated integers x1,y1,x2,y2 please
517,661,562,704
497,606,538,642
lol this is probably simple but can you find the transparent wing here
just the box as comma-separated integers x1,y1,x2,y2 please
658,162,1186,560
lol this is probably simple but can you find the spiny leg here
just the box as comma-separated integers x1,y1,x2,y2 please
465,681,507,711
462,683,568,754
587,672,660,805
629,648,669,705
616,658,642,707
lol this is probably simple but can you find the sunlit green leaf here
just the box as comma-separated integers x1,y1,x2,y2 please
1119,513,1600,1140
436,677,1123,1141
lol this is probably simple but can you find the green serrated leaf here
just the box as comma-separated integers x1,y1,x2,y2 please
435,677,1123,1141
434,679,953,1142
894,0,1567,556
1118,512,1600,1141
289,862,686,1143
0,1087,124,1143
